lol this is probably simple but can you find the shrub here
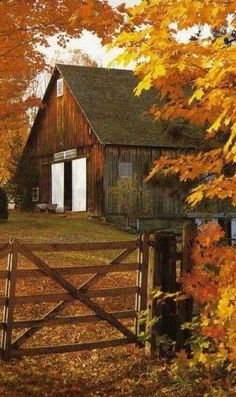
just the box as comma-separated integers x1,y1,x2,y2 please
110,175,153,229
0,187,8,220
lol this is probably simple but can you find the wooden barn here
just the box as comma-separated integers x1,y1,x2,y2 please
19,64,205,229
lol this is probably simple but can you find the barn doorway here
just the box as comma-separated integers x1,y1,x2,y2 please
64,161,72,211
51,158,87,212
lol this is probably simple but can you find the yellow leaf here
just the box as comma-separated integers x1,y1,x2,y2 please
207,116,223,134
134,75,152,96
189,88,204,104
153,64,166,78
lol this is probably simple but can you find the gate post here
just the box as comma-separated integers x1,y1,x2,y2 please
1,239,18,361
135,233,149,338
145,232,178,358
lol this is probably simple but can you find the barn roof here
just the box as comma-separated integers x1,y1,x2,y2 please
56,64,203,148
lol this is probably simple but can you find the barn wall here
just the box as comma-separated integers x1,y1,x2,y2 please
104,145,185,216
24,74,104,213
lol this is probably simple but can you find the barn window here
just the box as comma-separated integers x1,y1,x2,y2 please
57,78,64,97
118,162,133,178
32,187,39,202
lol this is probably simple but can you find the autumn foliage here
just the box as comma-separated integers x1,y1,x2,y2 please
181,222,236,367
0,0,120,182
112,0,236,207
111,0,236,371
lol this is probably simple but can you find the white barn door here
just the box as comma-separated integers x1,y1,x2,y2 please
72,158,87,212
51,163,64,212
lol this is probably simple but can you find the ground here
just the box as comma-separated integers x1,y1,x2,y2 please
0,212,234,397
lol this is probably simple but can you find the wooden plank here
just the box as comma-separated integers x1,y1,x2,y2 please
3,286,139,305
12,310,137,329
145,235,163,358
181,221,197,274
10,338,131,358
1,241,18,361
8,240,139,252
0,262,139,280
18,244,143,347
136,233,149,337
135,235,142,336
0,244,11,260
153,232,178,293
139,233,149,312
175,296,193,352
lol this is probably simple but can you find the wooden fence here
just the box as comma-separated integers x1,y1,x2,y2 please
0,234,149,360
0,223,197,361
145,221,197,357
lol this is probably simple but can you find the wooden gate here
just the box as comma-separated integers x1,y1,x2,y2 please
0,234,149,360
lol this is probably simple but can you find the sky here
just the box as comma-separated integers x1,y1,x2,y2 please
39,0,213,97
42,0,213,69
43,0,139,68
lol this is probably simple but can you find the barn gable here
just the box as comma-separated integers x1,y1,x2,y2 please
56,64,204,149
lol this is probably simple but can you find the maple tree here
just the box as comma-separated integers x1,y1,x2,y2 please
0,0,119,183
111,0,236,370
112,0,236,206
182,222,236,367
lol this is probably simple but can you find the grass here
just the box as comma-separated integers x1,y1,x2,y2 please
0,211,136,243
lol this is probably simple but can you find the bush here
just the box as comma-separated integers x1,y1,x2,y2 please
0,187,8,220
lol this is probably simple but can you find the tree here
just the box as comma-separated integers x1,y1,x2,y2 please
112,0,236,206
111,1,236,369
0,0,119,185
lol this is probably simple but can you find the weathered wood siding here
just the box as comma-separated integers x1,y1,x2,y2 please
104,145,185,216
24,72,104,213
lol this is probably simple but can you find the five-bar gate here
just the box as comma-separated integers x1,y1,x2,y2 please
0,234,149,360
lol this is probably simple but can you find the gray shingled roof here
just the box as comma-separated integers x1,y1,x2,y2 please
56,64,202,148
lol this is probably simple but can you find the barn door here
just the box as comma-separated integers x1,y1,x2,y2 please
51,162,64,212
72,158,87,212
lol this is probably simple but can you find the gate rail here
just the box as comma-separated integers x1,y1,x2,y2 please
0,235,149,360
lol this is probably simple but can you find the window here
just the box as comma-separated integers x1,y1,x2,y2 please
118,162,133,178
32,187,39,202
57,78,63,97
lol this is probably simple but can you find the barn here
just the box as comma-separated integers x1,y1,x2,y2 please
18,64,206,229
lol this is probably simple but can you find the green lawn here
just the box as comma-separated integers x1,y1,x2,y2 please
0,211,136,243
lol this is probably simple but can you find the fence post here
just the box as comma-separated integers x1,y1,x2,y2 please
145,232,178,358
1,239,18,361
181,220,197,274
174,220,197,352
135,233,149,338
